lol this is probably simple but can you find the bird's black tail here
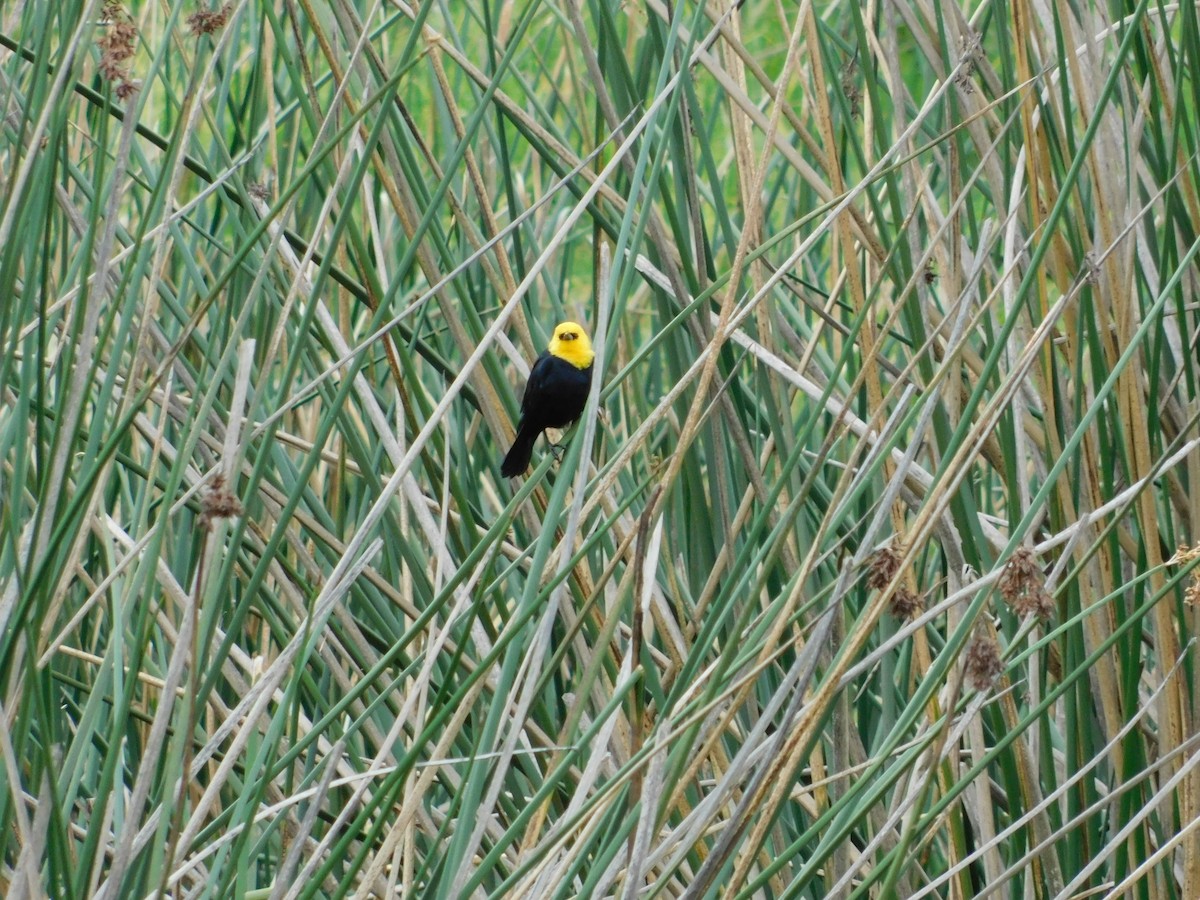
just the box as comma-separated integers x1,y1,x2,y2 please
501,424,537,477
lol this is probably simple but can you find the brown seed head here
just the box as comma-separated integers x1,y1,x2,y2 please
97,3,137,85
867,543,904,591
965,632,1004,691
1169,543,1200,606
201,473,243,530
188,3,233,37
998,547,1054,620
889,587,923,621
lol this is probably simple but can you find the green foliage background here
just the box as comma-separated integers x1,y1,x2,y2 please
1,0,1199,897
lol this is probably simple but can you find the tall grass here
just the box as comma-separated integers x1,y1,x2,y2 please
1,0,1199,896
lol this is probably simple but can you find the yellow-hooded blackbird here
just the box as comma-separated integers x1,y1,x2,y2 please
501,321,595,477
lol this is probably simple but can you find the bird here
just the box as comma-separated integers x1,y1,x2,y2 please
501,321,595,477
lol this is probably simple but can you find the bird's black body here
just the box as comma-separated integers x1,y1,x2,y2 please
501,350,593,477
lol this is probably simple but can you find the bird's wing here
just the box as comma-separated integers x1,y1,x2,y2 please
520,350,553,415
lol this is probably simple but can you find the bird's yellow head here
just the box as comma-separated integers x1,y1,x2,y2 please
548,321,595,370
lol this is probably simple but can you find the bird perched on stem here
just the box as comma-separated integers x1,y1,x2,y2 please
501,321,594,477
